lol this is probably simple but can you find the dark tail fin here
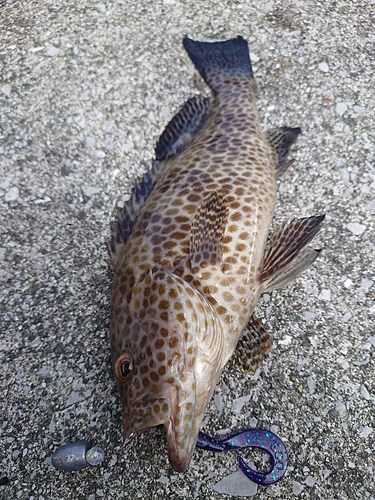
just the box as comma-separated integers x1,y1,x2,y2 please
183,36,253,92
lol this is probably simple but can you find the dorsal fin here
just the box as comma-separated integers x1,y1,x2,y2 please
190,190,229,272
107,161,165,270
155,96,211,161
266,126,301,177
258,215,325,291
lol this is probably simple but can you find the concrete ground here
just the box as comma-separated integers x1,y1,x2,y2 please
1,0,374,498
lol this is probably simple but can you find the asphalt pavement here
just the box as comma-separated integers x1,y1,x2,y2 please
1,0,374,499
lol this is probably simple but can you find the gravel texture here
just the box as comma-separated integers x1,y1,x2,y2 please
1,0,374,499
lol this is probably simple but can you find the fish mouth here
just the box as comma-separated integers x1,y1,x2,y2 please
122,406,168,440
124,390,200,472
123,409,198,472
122,385,180,441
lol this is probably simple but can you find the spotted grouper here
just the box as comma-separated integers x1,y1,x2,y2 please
107,36,324,472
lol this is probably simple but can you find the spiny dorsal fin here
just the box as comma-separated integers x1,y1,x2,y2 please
266,126,301,177
230,316,272,374
155,96,211,161
190,190,229,272
258,215,325,292
107,161,165,270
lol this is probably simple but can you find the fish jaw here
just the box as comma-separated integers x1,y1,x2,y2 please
117,338,222,473
111,266,227,472
164,360,223,472
120,368,217,473
160,272,227,472
165,414,196,473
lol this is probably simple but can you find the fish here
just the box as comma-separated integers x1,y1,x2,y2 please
107,35,324,473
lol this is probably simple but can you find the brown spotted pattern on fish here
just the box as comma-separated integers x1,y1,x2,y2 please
108,36,324,472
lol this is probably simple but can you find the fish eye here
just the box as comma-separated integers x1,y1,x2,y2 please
115,353,134,382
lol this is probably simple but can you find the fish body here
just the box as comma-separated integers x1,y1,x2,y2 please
108,36,324,472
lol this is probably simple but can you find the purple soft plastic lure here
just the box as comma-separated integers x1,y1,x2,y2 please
196,429,288,486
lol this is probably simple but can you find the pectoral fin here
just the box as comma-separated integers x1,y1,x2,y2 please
232,316,272,374
190,190,229,271
258,215,325,292
266,126,301,177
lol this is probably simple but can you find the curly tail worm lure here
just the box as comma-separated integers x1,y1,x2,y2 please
196,428,288,486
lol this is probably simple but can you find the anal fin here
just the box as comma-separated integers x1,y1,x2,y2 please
266,126,301,177
190,190,229,272
231,316,272,374
155,96,211,161
258,215,325,292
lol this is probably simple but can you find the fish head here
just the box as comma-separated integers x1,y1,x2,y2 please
111,266,225,472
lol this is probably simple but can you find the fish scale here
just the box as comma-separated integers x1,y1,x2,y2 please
108,35,324,472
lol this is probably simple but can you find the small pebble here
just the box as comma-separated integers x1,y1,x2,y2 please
346,223,367,235
335,401,346,414
335,102,347,116
83,187,101,197
102,120,115,132
65,391,83,407
278,335,292,345
353,105,366,114
1,84,12,96
85,136,96,148
318,62,329,72
47,46,59,57
210,469,258,497
30,337,41,348
214,393,224,412
93,150,106,158
231,394,251,414
157,474,169,484
323,469,332,479
292,480,304,495
5,187,19,202
305,475,316,487
359,426,373,438
122,140,134,152
361,278,373,293
343,278,353,288
307,376,316,394
305,311,316,321
318,289,331,301
361,385,371,401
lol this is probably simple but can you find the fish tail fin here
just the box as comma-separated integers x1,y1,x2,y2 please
183,36,253,92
